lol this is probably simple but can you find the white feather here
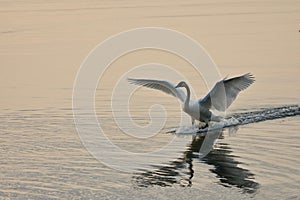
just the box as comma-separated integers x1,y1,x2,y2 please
128,73,255,124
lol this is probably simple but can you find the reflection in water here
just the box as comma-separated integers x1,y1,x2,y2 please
133,129,259,193
203,142,259,193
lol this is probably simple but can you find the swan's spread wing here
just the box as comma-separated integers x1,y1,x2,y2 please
199,73,255,111
128,78,186,102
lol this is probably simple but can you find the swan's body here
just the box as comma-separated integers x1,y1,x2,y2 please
128,73,255,128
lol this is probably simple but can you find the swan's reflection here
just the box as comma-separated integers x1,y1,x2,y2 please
133,129,259,193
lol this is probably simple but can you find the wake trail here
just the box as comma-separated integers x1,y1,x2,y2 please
169,104,299,134
229,104,299,126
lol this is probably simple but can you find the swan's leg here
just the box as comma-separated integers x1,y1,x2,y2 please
191,118,195,126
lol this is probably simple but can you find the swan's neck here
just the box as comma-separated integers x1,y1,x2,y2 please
184,84,191,109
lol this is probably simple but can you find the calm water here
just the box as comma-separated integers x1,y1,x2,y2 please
1,1,300,199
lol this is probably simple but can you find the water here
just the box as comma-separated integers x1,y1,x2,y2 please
1,0,300,199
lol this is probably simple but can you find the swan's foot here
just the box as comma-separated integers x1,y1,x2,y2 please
198,122,208,129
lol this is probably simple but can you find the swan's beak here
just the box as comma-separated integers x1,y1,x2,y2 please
175,81,185,88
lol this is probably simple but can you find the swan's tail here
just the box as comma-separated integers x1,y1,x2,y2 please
211,113,223,122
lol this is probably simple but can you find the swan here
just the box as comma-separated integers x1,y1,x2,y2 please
128,73,255,128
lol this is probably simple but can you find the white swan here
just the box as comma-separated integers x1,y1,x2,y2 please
128,73,255,128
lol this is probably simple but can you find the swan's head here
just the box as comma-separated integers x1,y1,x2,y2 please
175,81,187,88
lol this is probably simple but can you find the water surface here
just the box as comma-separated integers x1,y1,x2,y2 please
1,0,299,199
